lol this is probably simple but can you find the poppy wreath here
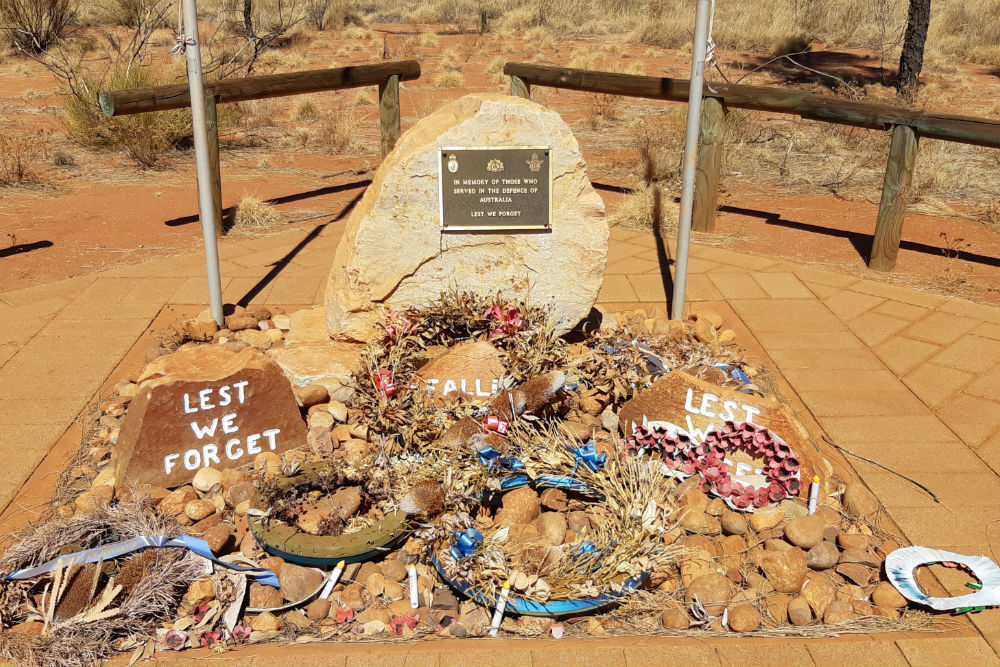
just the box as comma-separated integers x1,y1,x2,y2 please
623,421,801,510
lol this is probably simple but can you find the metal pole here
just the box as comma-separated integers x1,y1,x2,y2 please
182,0,225,326
670,0,712,320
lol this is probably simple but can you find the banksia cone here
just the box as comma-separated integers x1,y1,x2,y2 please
520,370,566,413
400,480,446,516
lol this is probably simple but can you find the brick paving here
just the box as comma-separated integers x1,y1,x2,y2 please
1,221,999,664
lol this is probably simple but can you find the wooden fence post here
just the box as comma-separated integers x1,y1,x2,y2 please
510,75,530,99
379,74,401,157
692,96,725,232
870,124,918,272
204,93,224,237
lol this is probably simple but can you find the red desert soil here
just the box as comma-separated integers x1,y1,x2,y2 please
1,27,998,301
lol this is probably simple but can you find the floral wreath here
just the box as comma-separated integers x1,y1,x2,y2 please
624,421,801,510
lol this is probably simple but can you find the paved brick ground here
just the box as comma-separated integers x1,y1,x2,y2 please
2,221,999,664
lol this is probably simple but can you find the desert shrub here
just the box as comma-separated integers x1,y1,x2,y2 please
102,0,171,28
608,184,679,231
0,133,45,186
0,0,74,52
63,63,190,167
433,70,465,87
232,196,283,233
320,107,364,153
292,97,322,121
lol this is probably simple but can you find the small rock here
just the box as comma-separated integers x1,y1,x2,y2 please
837,533,869,551
432,587,460,612
839,548,880,568
184,317,218,342
705,498,726,516
680,511,722,536
321,486,363,519
842,483,879,517
565,511,591,534
660,606,690,629
806,541,840,570
202,524,234,555
765,538,793,552
249,583,283,609
185,578,216,605
824,600,854,624
586,617,605,635
328,401,348,423
679,548,715,587
760,548,808,594
246,304,271,320
718,329,736,344
873,604,900,620
787,596,813,626
496,486,540,525
380,559,407,582
693,318,717,343
294,384,329,408
721,510,748,535
280,563,324,602
749,506,785,531
727,605,761,632
75,485,115,514
192,467,223,494
250,611,283,632
784,515,827,550
694,309,724,329
308,409,335,430
357,608,393,625
340,583,366,611
8,621,44,635
383,579,404,601
284,610,311,630
225,315,258,331
800,574,836,617
684,574,732,616
184,499,216,522
540,488,569,511
877,540,899,557
835,563,872,586
536,512,567,546
159,486,198,516
366,573,386,597
871,581,907,608
226,482,256,508
764,593,790,628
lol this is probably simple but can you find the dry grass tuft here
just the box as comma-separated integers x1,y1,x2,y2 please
292,97,322,121
433,70,465,88
232,195,283,233
608,185,680,232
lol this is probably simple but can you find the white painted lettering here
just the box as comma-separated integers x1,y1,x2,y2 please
460,379,468,395
225,438,244,460
684,414,712,443
442,379,458,396
720,400,738,422
424,378,440,396
217,385,231,407
475,378,491,397
164,453,180,475
220,412,238,434
198,388,215,411
190,418,219,440
233,380,249,404
743,405,761,424
699,392,719,418
183,393,198,414
183,449,201,470
246,433,262,455
202,443,221,466
684,388,700,414
262,429,280,450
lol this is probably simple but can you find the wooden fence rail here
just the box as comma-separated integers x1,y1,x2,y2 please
505,62,1000,271
101,60,421,236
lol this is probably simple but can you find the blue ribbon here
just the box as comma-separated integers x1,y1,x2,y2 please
449,528,483,561
476,445,525,472
713,363,752,393
2,535,280,588
499,473,531,490
568,442,607,472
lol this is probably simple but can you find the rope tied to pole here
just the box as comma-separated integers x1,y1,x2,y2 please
703,0,718,93
170,1,196,55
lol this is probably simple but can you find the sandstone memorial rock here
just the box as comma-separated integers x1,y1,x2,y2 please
115,346,306,488
325,93,608,341
417,341,506,403
618,371,828,497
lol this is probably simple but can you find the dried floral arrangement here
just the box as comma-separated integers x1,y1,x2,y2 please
0,500,207,667
424,450,689,607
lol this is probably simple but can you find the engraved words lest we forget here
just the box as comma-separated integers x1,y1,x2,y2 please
115,346,306,489
439,146,551,230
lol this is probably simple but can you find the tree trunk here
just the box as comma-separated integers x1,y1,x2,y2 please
243,0,254,38
897,0,931,96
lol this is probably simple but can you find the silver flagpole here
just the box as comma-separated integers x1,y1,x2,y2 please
182,0,225,325
670,0,712,320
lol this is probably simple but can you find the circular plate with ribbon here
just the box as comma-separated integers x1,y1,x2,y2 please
248,464,410,567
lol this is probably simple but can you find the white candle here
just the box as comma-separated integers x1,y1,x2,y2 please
807,475,820,515
408,564,419,609
318,560,346,600
489,581,511,637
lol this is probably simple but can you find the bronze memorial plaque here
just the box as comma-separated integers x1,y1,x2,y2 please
439,146,551,231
